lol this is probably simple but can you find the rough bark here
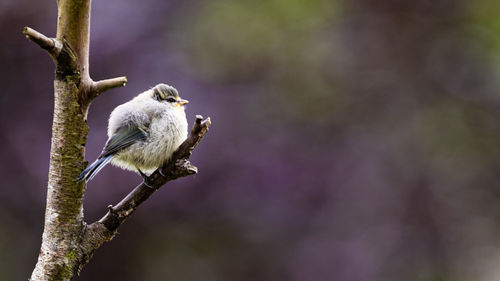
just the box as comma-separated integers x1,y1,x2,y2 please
24,1,210,280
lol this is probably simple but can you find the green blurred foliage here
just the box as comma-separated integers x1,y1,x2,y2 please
418,101,500,179
178,0,340,120
469,0,500,54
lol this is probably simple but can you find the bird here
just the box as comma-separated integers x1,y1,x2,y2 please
77,83,189,182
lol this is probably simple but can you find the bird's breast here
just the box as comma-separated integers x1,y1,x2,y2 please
112,109,187,173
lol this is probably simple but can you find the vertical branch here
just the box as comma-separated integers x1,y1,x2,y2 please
25,0,126,278
56,0,91,80
28,1,93,280
26,0,127,278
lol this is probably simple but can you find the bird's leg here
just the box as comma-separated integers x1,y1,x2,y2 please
136,167,147,179
136,166,154,189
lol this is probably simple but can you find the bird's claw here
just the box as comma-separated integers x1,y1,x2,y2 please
158,168,167,178
137,167,154,189
137,168,148,179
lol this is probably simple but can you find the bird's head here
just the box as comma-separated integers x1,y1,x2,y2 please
151,83,189,109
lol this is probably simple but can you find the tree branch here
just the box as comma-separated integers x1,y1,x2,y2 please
28,1,93,280
23,27,62,58
90,76,128,99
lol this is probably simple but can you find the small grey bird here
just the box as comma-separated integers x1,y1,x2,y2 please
77,83,188,182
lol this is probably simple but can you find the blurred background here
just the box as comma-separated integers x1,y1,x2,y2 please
1,0,500,280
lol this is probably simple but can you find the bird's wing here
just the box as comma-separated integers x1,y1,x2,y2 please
99,125,147,158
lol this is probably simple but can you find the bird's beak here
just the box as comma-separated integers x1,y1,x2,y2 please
177,99,189,106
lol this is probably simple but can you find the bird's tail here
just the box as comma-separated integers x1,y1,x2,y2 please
77,155,113,182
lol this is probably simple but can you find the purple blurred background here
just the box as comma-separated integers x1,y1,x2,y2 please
2,0,500,280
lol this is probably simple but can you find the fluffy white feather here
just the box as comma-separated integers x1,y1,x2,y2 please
107,85,188,173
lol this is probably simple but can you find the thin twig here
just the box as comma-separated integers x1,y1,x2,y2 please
91,77,128,99
23,27,62,57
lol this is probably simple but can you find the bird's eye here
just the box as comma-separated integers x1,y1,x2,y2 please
167,97,177,103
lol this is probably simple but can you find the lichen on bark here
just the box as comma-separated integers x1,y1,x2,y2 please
31,78,89,280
